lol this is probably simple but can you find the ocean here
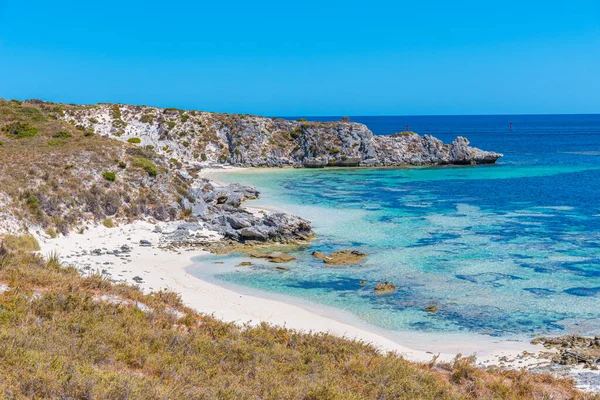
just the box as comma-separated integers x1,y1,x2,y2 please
190,114,600,344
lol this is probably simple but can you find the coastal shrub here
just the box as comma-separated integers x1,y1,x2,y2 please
182,141,190,147
47,139,64,146
140,114,154,123
117,161,127,169
297,117,307,121
181,114,189,123
329,148,341,155
89,117,99,124
145,145,155,151
2,234,40,252
102,171,116,182
45,227,58,239
27,195,40,208
2,122,39,138
127,137,141,144
102,217,115,228
84,131,94,137
341,116,350,122
290,126,303,139
131,157,158,177
165,121,176,130
110,105,122,120
52,131,72,138
0,141,3,146
201,153,207,161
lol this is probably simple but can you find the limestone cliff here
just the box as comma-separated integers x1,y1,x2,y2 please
58,103,502,168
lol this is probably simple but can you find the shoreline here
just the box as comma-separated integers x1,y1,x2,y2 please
34,218,600,391
37,219,544,370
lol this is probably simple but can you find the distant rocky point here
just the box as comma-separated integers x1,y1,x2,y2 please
56,102,502,168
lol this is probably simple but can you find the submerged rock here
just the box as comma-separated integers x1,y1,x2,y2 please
374,282,396,294
236,261,253,267
312,250,367,265
425,305,439,313
250,252,296,263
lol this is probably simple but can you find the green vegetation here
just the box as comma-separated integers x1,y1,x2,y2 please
103,171,116,182
47,139,65,146
182,141,190,147
290,126,303,139
127,137,142,144
45,227,58,239
131,156,158,177
2,122,39,138
0,236,592,399
102,217,115,228
89,117,99,124
201,153,207,161
180,114,189,123
52,130,72,138
140,114,154,124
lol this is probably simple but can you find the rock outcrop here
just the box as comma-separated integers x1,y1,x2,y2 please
312,250,367,265
57,103,502,168
533,335,600,367
374,282,397,294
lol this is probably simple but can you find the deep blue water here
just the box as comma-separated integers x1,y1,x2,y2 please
195,114,600,340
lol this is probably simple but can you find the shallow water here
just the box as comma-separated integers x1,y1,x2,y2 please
192,115,600,340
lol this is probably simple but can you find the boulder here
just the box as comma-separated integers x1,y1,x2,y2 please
236,261,253,267
374,282,396,294
312,249,367,265
250,252,296,263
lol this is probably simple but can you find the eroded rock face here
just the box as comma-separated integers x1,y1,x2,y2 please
312,250,367,265
60,104,502,168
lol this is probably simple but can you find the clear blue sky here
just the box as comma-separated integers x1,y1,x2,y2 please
0,0,598,116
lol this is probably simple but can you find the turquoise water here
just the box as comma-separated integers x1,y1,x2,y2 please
191,115,600,340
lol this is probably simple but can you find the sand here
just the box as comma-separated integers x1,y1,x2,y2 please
37,219,546,368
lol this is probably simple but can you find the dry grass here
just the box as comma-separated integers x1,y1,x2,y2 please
0,236,595,399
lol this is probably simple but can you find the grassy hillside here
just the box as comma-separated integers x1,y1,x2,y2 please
0,235,595,399
0,99,192,235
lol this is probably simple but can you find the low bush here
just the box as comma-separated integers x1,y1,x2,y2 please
2,122,38,138
45,227,58,239
131,157,158,177
103,172,116,182
52,131,72,138
127,137,141,144
102,217,115,228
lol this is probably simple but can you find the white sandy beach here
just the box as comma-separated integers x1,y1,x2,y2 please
37,218,548,369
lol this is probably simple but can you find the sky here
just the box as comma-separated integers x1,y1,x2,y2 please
0,0,599,116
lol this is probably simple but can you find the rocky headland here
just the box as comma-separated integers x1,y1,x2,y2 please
1,99,502,251
58,102,503,168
